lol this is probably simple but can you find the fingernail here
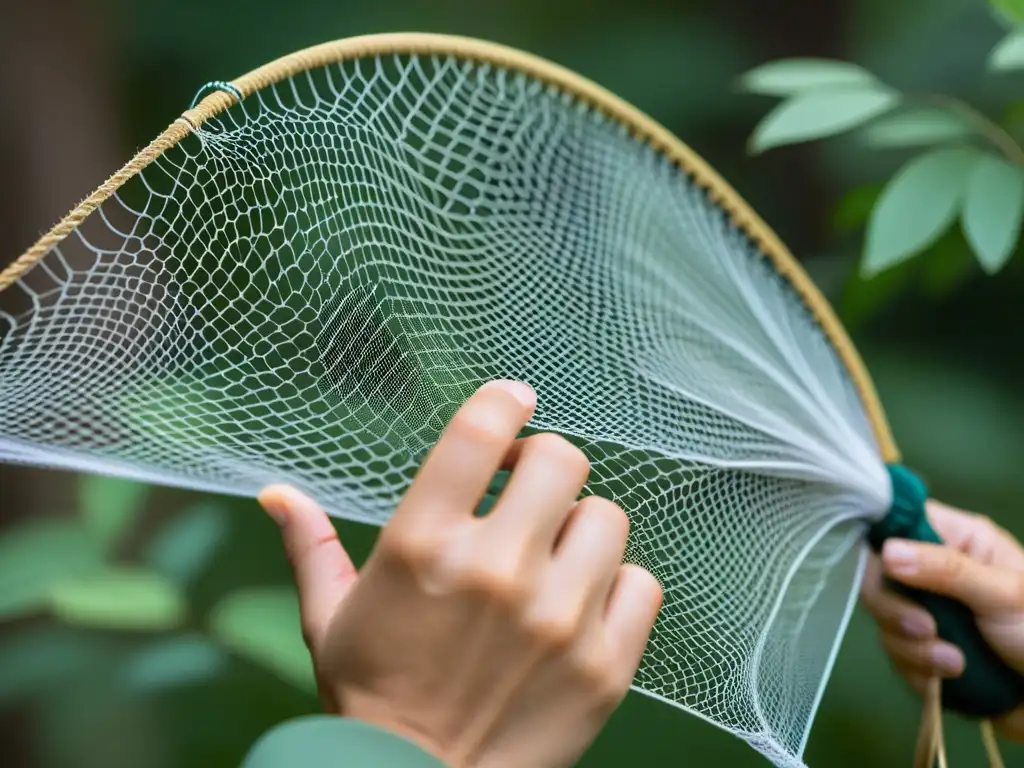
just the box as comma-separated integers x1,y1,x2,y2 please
883,540,918,576
931,643,964,676
900,613,934,640
483,379,536,408
259,486,295,527
262,499,288,527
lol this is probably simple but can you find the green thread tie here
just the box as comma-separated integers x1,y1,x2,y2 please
867,464,937,551
189,80,243,110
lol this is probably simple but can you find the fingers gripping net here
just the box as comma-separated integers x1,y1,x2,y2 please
0,44,892,766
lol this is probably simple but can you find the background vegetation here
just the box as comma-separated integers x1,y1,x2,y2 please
1,0,1022,766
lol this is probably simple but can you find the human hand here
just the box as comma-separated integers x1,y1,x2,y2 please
257,380,663,768
861,499,1024,739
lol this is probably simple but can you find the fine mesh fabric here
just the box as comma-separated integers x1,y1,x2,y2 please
0,51,893,766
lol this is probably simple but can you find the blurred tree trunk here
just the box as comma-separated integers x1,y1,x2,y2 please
720,0,849,256
0,0,123,519
0,2,123,764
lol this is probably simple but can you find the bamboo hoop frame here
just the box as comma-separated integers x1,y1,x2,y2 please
0,31,899,462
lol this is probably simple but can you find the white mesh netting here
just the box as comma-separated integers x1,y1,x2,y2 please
0,50,893,766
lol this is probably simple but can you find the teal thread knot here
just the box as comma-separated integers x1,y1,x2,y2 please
189,80,243,110
867,464,937,551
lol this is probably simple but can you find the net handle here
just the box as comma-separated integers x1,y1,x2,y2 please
914,680,1006,768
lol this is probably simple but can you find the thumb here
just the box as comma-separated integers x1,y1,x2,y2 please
882,539,1024,617
258,485,359,649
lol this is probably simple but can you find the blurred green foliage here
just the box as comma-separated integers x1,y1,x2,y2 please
741,1,1024,279
2,0,1024,767
0,476,306,682
0,477,321,768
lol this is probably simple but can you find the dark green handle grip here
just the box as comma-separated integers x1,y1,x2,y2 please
869,466,1024,718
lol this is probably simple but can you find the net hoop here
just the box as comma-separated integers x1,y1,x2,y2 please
0,31,898,463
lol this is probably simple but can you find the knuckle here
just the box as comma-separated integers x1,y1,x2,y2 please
858,585,881,613
596,672,630,710
880,632,924,667
581,496,630,537
860,557,883,597
527,433,591,477
374,525,407,561
457,561,528,608
300,620,320,653
525,611,579,651
879,631,905,662
448,408,509,450
938,548,965,581
376,524,442,573
906,675,929,698
861,598,892,628
971,513,996,534
1011,573,1024,609
292,529,339,564
577,651,628,708
970,513,1013,546
622,563,663,604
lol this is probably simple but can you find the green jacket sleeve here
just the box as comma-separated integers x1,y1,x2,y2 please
240,715,449,768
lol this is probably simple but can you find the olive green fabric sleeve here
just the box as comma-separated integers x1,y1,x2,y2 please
240,715,449,768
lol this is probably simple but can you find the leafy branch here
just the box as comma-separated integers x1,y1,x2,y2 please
738,3,1024,279
916,92,1024,166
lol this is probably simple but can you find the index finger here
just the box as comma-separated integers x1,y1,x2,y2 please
882,539,1024,616
927,500,1024,568
393,379,536,525
925,500,978,552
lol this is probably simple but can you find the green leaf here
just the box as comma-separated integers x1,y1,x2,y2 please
989,30,1024,71
991,0,1024,26
749,85,900,153
79,474,149,552
861,109,974,148
121,635,226,691
738,58,878,96
962,154,1024,274
862,146,981,276
0,519,104,618
48,567,187,631
209,587,315,692
143,501,229,585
